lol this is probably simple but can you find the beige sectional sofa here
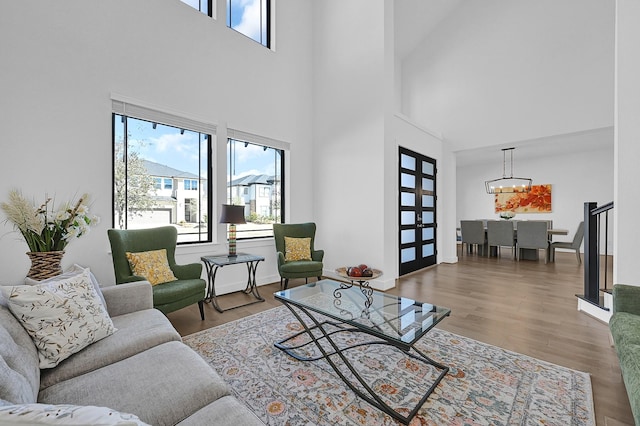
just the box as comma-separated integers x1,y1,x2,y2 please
0,279,264,425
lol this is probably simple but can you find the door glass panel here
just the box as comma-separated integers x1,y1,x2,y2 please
422,227,434,241
401,247,416,263
401,173,416,189
422,243,434,257
422,161,434,175
401,154,416,171
401,229,415,244
422,212,434,224
401,192,415,207
401,211,415,225
422,195,434,208
422,178,434,192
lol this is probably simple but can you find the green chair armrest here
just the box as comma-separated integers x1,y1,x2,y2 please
613,284,640,315
312,249,324,262
277,251,286,267
172,263,203,280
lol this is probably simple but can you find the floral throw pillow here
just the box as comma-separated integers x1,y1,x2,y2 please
0,403,150,425
0,269,117,369
125,249,177,286
284,237,312,261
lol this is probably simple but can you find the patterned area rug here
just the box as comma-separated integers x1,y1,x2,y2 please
183,306,595,426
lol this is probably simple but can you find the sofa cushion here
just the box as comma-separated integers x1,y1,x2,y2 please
40,308,181,390
1,269,116,369
176,395,264,426
0,403,149,425
38,341,231,426
126,249,177,286
0,301,40,404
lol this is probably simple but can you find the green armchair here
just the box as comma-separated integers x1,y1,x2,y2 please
273,222,324,290
107,226,206,320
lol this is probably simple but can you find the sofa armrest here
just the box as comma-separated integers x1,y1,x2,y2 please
102,281,154,317
613,284,640,315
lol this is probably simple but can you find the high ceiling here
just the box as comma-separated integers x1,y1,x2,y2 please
393,0,462,60
392,0,615,165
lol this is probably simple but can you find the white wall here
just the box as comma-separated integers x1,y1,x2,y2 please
456,129,615,254
0,0,314,288
311,1,391,287
614,0,640,285
400,0,614,152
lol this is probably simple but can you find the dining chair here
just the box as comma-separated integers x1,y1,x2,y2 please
459,220,487,257
550,221,585,264
487,220,516,259
516,221,550,263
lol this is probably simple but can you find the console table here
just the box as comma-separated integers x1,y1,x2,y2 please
201,253,265,312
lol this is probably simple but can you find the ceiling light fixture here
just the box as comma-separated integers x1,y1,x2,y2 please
485,147,532,194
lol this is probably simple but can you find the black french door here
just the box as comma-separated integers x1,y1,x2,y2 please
399,147,437,276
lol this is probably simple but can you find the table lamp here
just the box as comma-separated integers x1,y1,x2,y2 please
219,204,246,257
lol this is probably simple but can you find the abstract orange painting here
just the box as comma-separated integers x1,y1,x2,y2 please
495,184,552,213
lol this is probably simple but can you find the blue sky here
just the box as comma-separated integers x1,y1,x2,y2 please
115,115,278,180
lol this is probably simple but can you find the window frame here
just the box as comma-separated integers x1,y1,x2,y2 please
111,97,216,245
226,136,285,240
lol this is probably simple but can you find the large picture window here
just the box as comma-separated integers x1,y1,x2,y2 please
113,114,212,244
227,138,283,239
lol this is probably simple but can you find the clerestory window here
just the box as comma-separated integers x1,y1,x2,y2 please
179,0,270,48
227,0,270,47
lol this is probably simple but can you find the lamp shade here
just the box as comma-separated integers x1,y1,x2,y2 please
219,204,246,224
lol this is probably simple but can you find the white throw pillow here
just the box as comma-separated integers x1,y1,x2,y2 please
0,403,149,425
24,264,107,308
1,269,117,369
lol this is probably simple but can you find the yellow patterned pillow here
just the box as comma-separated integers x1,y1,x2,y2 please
284,237,312,261
125,249,177,286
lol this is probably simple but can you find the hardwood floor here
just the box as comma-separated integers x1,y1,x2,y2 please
167,251,633,426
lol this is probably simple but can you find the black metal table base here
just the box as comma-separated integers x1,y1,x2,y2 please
203,259,265,313
274,302,449,425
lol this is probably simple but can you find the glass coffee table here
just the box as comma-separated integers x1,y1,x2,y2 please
274,279,451,425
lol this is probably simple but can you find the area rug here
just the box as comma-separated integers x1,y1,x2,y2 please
183,306,595,426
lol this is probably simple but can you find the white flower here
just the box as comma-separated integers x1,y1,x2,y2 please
76,204,88,215
63,227,79,240
55,210,71,221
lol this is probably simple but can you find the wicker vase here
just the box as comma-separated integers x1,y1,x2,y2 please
26,251,65,280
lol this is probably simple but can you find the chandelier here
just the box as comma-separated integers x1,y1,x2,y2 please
484,147,532,194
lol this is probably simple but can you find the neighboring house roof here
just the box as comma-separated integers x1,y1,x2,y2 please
229,174,276,186
143,159,200,180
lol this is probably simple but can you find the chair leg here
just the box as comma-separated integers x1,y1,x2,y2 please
317,276,322,281
283,278,289,290
305,277,308,284
576,249,582,264
198,300,205,320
